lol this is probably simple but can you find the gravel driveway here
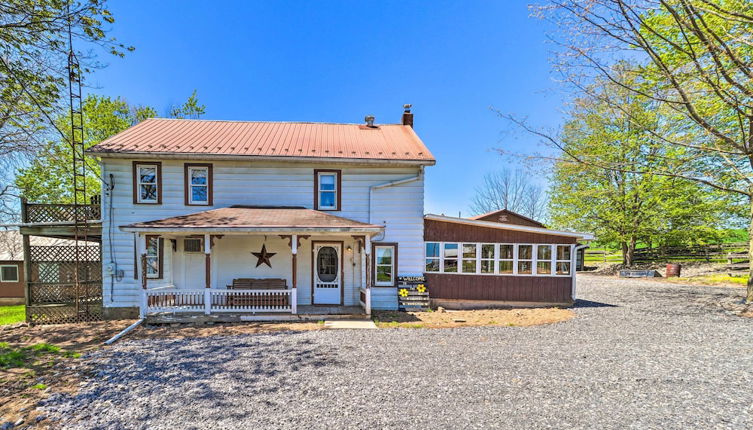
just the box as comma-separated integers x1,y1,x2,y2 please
42,275,753,429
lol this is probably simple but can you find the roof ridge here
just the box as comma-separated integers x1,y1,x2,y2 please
143,117,407,126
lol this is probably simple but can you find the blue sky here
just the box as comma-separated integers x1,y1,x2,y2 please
89,0,565,215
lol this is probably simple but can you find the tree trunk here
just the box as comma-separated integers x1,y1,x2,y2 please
621,241,634,266
747,199,753,303
628,236,636,267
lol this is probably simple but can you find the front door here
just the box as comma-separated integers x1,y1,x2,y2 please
313,243,341,304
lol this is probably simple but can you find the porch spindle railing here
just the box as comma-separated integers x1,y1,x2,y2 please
142,288,295,315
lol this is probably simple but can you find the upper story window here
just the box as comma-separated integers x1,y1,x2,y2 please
314,169,341,211
185,164,213,206
133,162,162,204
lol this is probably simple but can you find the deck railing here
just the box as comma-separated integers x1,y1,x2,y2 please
23,202,101,224
141,288,296,317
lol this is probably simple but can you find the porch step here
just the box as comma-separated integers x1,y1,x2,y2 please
145,311,367,324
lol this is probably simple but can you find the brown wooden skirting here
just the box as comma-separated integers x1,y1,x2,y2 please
424,219,577,244
425,273,572,304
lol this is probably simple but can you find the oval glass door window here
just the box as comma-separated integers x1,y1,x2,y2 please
317,246,338,282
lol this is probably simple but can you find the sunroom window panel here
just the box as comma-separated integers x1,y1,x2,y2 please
425,243,440,258
518,261,533,275
480,260,494,274
425,259,439,272
443,243,458,273
537,261,552,274
499,260,514,274
556,262,571,275
537,245,551,260
556,245,571,261
499,245,514,259
518,245,532,260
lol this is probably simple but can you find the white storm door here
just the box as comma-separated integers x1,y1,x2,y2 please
313,243,341,304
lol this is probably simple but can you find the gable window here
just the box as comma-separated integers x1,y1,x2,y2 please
518,245,533,275
425,242,440,272
185,164,213,205
0,265,19,282
145,235,163,279
461,243,477,273
314,169,341,211
373,244,397,286
556,245,572,275
133,162,161,204
498,244,514,274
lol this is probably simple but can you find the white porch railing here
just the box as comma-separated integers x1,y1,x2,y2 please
359,287,372,315
141,288,296,317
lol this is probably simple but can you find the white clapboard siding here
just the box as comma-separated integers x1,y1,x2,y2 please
101,158,425,310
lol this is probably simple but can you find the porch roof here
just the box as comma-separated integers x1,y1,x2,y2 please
120,206,384,234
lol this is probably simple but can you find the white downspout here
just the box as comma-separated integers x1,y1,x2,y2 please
368,167,423,224
571,244,590,302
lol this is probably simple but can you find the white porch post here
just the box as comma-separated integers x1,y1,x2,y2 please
137,233,147,317
204,233,211,315
364,235,372,288
291,234,298,314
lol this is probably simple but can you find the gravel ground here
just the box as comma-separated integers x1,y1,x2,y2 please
40,275,753,429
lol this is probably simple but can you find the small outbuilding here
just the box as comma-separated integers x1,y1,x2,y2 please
423,210,592,308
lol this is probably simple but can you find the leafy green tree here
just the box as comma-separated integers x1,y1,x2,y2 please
547,74,737,265
16,92,205,203
16,95,151,202
168,90,206,119
0,0,132,219
519,0,753,300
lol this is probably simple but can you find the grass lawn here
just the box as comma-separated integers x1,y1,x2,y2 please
0,305,25,325
665,274,748,287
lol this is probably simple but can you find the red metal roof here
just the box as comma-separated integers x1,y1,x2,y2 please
89,118,435,164
120,206,383,232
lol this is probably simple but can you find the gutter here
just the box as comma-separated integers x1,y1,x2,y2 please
368,167,423,224
89,151,436,167
119,226,384,234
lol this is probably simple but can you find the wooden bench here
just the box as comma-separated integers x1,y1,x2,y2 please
226,278,290,308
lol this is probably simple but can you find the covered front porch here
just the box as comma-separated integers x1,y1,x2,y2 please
121,206,384,319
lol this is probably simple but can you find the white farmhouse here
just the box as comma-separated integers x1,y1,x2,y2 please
89,107,434,318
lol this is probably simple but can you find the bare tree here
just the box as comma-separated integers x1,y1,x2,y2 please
470,169,548,220
499,0,753,301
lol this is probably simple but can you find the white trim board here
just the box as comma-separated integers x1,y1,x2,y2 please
424,214,594,240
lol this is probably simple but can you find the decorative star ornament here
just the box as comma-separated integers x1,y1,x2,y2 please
251,244,276,268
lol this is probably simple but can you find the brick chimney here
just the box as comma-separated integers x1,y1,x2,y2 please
401,104,414,128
